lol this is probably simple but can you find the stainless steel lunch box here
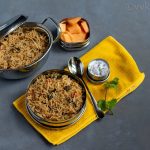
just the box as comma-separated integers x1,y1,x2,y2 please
0,15,90,79
59,17,90,51
0,15,60,79
25,69,86,129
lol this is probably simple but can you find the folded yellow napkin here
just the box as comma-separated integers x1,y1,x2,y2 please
13,36,145,145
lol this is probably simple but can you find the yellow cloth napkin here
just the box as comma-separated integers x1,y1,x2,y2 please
13,36,145,145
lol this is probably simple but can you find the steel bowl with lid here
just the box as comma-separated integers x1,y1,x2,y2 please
25,69,86,129
0,15,60,79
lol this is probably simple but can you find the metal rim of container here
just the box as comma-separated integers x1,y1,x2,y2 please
26,101,86,129
25,69,87,128
86,70,110,84
87,59,110,80
58,17,90,51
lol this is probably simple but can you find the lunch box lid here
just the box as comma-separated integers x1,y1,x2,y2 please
0,15,28,39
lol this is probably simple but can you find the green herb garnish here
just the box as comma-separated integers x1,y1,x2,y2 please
104,77,119,89
97,77,119,115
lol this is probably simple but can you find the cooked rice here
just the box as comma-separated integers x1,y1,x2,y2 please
0,27,48,69
27,73,84,121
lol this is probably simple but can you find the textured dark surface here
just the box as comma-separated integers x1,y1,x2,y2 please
0,0,149,150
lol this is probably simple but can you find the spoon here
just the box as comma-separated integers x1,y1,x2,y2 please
68,57,104,119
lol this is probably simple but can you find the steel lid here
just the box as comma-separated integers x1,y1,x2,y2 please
0,15,28,39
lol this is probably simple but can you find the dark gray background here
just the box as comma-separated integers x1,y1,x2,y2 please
0,0,149,150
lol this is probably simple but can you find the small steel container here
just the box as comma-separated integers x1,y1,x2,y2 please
25,69,86,129
59,17,90,51
87,59,110,84
0,15,60,79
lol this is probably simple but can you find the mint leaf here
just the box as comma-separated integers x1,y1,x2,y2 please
97,100,106,111
106,99,117,110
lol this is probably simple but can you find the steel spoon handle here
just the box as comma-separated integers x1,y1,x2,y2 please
81,77,104,118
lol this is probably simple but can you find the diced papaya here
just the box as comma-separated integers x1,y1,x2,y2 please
59,23,66,32
60,17,89,43
67,24,81,34
70,31,87,43
60,32,72,43
67,17,81,25
80,21,89,33
60,33,65,41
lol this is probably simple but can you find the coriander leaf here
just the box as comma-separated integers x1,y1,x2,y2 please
98,77,119,115
106,99,117,110
99,67,102,74
110,77,119,87
97,100,106,111
104,77,119,89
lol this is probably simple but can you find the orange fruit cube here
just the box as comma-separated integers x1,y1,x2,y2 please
59,23,66,32
67,17,81,25
67,24,81,34
80,21,89,33
60,32,72,43
70,31,86,43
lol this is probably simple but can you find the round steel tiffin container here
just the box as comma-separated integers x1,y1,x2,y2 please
25,69,86,129
0,15,60,79
59,17,90,51
87,59,110,84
